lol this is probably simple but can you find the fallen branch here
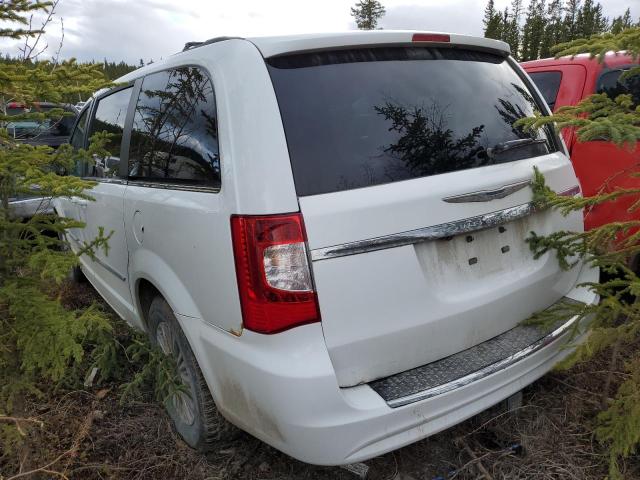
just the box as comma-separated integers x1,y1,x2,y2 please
453,438,494,480
0,416,44,436
6,409,96,480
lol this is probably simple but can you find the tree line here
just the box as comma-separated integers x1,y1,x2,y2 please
483,0,639,61
0,54,139,81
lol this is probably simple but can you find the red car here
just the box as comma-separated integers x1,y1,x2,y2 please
522,53,640,234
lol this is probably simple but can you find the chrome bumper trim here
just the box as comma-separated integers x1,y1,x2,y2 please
310,201,535,261
384,312,581,408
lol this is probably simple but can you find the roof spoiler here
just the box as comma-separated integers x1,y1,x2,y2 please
182,36,243,52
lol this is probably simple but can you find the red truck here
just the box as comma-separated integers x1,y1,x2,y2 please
522,53,640,236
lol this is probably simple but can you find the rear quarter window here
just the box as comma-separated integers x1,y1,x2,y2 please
268,47,557,196
127,66,221,188
528,71,562,111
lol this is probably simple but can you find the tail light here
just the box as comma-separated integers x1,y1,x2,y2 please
231,213,320,334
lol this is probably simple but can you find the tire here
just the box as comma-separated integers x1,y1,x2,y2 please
147,296,234,451
69,264,86,284
58,231,86,284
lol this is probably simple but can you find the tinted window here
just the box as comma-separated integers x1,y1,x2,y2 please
268,48,557,196
70,105,90,150
69,105,92,176
128,67,220,187
597,68,640,107
87,88,132,178
528,71,562,110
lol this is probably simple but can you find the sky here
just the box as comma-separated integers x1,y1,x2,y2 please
1,0,636,64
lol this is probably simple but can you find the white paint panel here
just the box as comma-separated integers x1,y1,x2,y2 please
301,153,585,386
246,31,510,58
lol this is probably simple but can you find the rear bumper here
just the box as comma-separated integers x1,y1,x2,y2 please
181,265,598,466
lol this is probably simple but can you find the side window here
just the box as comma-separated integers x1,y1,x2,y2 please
69,104,91,177
49,107,77,138
87,87,133,179
70,105,90,149
528,71,562,111
597,67,640,107
128,67,220,188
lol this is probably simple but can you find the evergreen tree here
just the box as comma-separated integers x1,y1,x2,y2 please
521,0,547,61
350,0,386,30
0,0,114,408
483,0,506,40
611,8,633,35
503,0,524,59
485,13,504,40
517,27,640,477
562,0,581,41
540,0,565,58
576,0,608,38
483,0,496,29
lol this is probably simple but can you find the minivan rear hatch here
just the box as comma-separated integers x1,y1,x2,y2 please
267,45,583,387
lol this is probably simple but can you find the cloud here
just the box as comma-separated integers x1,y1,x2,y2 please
51,0,194,63
0,0,637,64
380,1,486,36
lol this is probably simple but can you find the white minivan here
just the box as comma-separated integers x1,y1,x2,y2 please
57,31,598,465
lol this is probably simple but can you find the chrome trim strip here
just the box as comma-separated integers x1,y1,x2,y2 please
310,185,579,262
310,202,535,261
66,233,126,282
66,232,80,244
127,180,220,193
386,312,581,408
442,180,531,203
559,185,581,197
89,177,127,185
93,256,127,282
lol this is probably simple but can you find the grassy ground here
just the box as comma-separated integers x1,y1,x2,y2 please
1,281,638,480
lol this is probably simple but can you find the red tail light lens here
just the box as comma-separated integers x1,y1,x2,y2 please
231,213,320,334
412,33,451,43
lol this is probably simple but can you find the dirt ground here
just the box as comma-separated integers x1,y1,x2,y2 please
1,282,639,480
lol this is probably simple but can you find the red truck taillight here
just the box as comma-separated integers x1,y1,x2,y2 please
231,213,320,334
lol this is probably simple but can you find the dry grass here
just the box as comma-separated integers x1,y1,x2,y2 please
1,281,639,479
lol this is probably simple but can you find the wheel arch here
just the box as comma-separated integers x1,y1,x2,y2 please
129,248,203,331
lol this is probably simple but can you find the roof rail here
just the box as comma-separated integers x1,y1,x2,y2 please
182,36,243,52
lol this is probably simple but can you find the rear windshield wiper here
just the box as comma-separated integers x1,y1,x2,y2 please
486,138,547,159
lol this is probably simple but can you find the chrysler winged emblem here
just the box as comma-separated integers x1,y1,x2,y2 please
442,180,531,203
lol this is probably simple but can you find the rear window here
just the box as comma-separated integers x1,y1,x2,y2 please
268,47,557,196
597,67,640,107
528,71,562,110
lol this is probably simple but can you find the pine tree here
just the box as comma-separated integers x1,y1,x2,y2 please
516,27,640,478
483,0,505,40
610,8,632,35
0,0,114,407
540,0,565,58
521,0,547,61
563,0,581,41
503,0,524,59
350,0,386,30
576,0,608,38
485,13,504,40
483,0,496,29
